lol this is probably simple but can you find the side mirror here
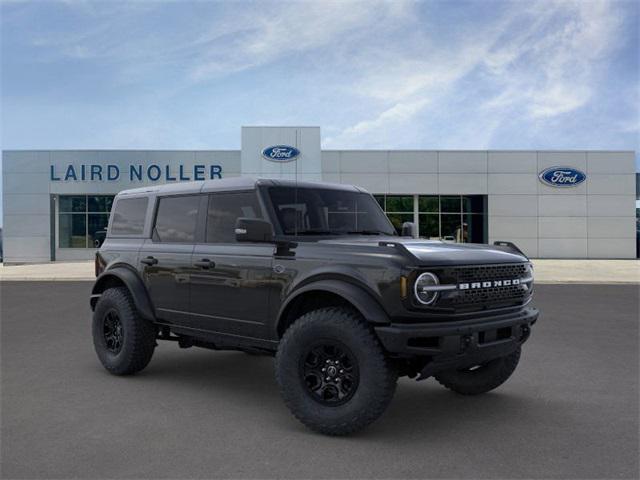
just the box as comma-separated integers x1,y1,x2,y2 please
235,218,274,243
401,221,416,238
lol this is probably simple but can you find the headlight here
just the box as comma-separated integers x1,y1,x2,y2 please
414,272,440,305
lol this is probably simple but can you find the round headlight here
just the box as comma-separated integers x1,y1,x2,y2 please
414,272,440,305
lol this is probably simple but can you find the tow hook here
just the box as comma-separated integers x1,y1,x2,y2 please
520,326,531,342
460,335,473,353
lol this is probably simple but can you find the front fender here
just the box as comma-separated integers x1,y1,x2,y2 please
277,279,390,333
91,266,155,321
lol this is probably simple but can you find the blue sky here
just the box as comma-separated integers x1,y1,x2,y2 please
1,0,639,225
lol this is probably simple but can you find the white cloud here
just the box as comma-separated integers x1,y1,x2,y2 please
326,0,628,147
3,0,635,153
190,1,412,80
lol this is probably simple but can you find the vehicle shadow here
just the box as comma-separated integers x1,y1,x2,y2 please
114,347,557,441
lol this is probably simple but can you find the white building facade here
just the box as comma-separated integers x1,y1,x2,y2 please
2,126,637,263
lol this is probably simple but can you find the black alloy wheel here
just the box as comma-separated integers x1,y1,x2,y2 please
103,309,124,354
300,341,359,406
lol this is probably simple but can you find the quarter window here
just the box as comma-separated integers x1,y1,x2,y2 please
153,195,200,243
110,197,148,237
206,192,262,243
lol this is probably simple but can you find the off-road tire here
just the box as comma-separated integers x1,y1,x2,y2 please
275,307,398,436
92,287,156,375
434,347,521,395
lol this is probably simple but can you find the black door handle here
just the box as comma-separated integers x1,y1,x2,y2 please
141,256,158,266
194,259,215,269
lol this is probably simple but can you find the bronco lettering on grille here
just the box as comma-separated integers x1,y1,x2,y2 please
459,279,521,290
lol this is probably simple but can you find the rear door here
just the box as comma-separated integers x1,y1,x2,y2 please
139,194,204,325
189,190,274,339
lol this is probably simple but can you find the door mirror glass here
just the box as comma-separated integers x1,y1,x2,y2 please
401,221,415,237
235,218,274,243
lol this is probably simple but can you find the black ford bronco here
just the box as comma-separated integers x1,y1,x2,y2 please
91,177,538,435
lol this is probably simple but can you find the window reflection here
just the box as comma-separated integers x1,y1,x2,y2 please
58,195,114,248
377,194,487,243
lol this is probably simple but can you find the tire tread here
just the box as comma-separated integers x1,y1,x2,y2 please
275,307,397,436
93,287,156,376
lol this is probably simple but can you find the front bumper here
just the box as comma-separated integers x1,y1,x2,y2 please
375,307,538,379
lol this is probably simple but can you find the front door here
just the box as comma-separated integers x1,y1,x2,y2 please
139,194,203,325
189,191,274,339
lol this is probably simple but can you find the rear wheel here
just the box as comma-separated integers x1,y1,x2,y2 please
92,287,156,375
275,307,397,436
434,348,521,395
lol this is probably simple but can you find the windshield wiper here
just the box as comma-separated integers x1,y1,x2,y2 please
289,229,390,236
346,230,386,235
291,230,339,235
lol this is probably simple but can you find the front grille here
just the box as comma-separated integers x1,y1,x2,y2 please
453,264,528,283
453,283,527,305
427,263,532,311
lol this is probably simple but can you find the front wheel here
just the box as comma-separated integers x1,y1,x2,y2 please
275,307,398,436
434,348,521,395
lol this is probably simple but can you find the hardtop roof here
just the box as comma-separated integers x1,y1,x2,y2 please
116,177,364,197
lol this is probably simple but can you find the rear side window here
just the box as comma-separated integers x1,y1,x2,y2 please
206,192,262,243
153,195,200,243
110,197,148,236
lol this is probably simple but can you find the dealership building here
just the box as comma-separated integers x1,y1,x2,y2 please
2,126,637,263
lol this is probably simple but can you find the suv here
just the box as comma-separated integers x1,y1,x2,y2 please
91,177,538,435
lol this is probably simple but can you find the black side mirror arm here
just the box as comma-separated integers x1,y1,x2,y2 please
274,238,298,257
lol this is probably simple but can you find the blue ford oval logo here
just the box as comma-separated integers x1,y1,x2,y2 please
261,145,300,162
538,166,586,188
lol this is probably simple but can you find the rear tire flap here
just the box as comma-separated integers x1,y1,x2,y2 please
275,306,398,436
92,287,156,375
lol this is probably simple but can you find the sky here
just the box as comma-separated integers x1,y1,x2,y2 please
1,0,639,225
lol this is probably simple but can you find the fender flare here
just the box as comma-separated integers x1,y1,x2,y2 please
90,266,156,321
277,279,390,335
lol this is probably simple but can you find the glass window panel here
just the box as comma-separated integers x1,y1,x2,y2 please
464,213,486,243
154,195,200,243
267,187,395,236
374,195,385,210
440,196,461,213
418,196,439,213
88,195,114,213
59,196,86,213
386,213,414,236
462,195,486,214
441,214,462,242
418,214,439,239
385,196,414,213
110,197,148,236
206,192,262,243
88,214,110,248
59,214,87,248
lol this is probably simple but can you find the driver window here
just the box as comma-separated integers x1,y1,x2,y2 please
206,192,262,243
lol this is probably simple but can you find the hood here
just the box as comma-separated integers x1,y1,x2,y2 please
318,236,528,266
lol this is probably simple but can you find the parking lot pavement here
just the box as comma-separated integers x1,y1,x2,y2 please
1,282,638,479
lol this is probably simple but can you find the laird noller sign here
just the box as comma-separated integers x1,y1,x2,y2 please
50,163,223,182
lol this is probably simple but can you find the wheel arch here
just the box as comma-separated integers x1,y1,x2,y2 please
276,279,390,338
91,265,155,321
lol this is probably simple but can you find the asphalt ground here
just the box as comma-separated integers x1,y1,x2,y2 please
1,282,638,479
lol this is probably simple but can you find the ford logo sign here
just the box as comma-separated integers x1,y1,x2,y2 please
538,166,586,188
261,145,300,162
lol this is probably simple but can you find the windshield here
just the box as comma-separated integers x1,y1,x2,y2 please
267,186,397,236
